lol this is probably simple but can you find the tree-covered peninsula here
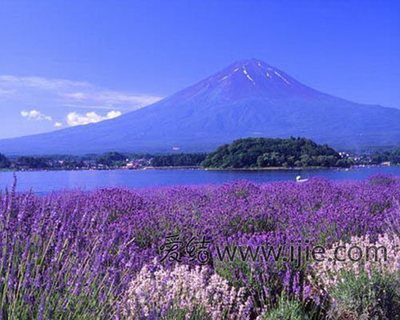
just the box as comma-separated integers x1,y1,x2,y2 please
202,137,352,169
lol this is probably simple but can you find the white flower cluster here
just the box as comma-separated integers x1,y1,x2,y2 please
122,260,252,319
312,233,400,290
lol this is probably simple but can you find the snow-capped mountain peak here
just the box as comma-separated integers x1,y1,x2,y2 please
170,58,318,102
1,58,399,155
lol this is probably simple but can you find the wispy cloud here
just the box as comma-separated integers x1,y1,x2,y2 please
1,74,163,130
61,90,161,110
20,109,52,121
0,88,16,96
0,74,162,111
66,110,122,126
0,75,90,91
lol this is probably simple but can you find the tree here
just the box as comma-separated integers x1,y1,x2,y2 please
97,152,127,166
0,153,10,168
151,153,207,167
16,156,48,169
202,137,349,169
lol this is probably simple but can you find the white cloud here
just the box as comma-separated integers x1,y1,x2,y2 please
2,75,162,136
66,110,122,126
62,91,161,109
0,75,162,111
0,75,90,90
0,88,16,96
20,109,52,121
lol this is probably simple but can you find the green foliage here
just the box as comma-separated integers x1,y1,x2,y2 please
329,271,400,320
369,148,400,165
163,307,211,320
202,137,350,169
215,258,295,314
96,152,127,166
0,153,10,168
16,156,49,169
151,153,207,167
262,295,307,320
215,257,254,289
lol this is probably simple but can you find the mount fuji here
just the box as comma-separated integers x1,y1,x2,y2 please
1,59,400,155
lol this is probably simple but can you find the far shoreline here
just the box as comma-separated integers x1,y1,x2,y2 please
0,164,395,173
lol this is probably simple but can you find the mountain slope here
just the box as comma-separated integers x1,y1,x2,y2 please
1,59,400,155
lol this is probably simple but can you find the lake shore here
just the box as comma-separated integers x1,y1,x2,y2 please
145,164,395,171
1,164,395,173
1,165,400,194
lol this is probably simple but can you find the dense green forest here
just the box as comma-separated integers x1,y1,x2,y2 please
202,137,353,169
96,152,128,166
0,152,206,170
0,153,10,169
366,149,400,165
151,153,207,167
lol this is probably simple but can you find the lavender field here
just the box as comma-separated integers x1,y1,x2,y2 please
1,176,400,319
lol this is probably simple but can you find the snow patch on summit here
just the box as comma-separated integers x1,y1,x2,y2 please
274,71,291,85
242,67,256,85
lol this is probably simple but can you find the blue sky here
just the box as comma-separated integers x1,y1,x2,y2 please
0,0,399,139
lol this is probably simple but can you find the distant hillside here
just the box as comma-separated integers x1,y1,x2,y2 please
202,137,351,168
1,59,400,155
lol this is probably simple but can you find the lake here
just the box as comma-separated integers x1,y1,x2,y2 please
0,166,399,194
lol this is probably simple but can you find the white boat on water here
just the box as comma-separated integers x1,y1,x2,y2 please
296,175,309,183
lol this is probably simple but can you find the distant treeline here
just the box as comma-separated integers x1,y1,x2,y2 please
1,137,400,170
0,155,90,170
151,153,207,167
202,137,353,168
0,153,10,168
0,152,206,170
94,152,207,167
362,149,400,165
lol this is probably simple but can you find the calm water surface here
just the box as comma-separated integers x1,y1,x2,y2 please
0,166,399,194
